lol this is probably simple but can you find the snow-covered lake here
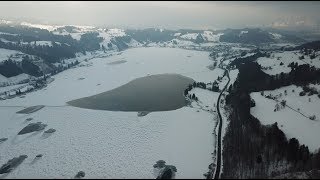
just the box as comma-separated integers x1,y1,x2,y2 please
0,47,222,178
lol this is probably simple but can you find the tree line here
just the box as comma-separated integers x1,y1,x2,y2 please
222,47,320,178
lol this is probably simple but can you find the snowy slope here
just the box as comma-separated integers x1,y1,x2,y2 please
164,39,198,48
20,22,61,32
0,73,31,86
239,31,248,37
251,84,320,152
189,88,219,112
180,33,199,40
177,31,222,43
0,48,24,62
30,41,53,47
0,83,28,94
256,50,320,75
0,47,221,178
202,31,223,42
269,32,283,39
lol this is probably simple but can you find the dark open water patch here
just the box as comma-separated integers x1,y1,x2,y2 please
67,74,194,112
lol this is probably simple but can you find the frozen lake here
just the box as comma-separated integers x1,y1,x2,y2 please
68,74,194,112
0,47,223,178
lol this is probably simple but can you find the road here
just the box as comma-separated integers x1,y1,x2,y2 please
213,69,230,179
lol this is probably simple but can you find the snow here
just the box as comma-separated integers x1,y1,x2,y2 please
200,42,220,47
239,31,248,37
0,74,7,83
189,88,219,112
27,41,53,47
180,33,199,40
231,47,251,51
20,22,60,32
98,29,130,49
0,48,23,62
126,39,143,47
0,48,221,106
164,39,198,48
242,52,255,58
52,30,83,41
68,33,83,41
0,19,12,24
269,32,283,39
269,43,297,48
0,83,28,94
105,28,126,37
0,47,221,178
228,69,239,85
0,105,214,178
0,74,31,86
0,38,13,43
203,32,223,42
251,84,320,152
0,39,57,47
256,50,320,76
0,32,18,36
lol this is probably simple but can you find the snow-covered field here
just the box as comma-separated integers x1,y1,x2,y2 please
0,47,222,178
250,84,320,152
256,50,320,75
0,48,23,62
189,88,219,113
180,33,198,40
0,83,29,94
0,74,32,86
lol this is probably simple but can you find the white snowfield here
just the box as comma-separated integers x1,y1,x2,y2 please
0,48,24,62
0,47,222,178
0,83,28,94
256,50,320,76
0,74,32,86
239,31,248,37
189,88,219,113
30,41,53,47
20,22,62,32
0,19,12,24
250,84,320,152
203,31,223,42
177,31,223,43
269,32,283,39
180,33,199,40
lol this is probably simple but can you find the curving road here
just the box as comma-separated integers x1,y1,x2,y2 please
213,69,230,179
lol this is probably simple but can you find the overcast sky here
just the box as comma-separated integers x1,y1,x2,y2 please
0,1,320,30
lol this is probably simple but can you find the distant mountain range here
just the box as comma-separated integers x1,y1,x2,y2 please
0,20,318,80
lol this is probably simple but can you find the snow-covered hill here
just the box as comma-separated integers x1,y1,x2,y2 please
251,84,320,152
0,48,25,63
256,50,320,75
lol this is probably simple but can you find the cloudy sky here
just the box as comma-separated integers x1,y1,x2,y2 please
0,1,319,30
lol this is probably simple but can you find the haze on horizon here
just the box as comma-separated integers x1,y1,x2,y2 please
0,1,320,31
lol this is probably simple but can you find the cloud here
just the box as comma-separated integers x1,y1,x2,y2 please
0,1,319,30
